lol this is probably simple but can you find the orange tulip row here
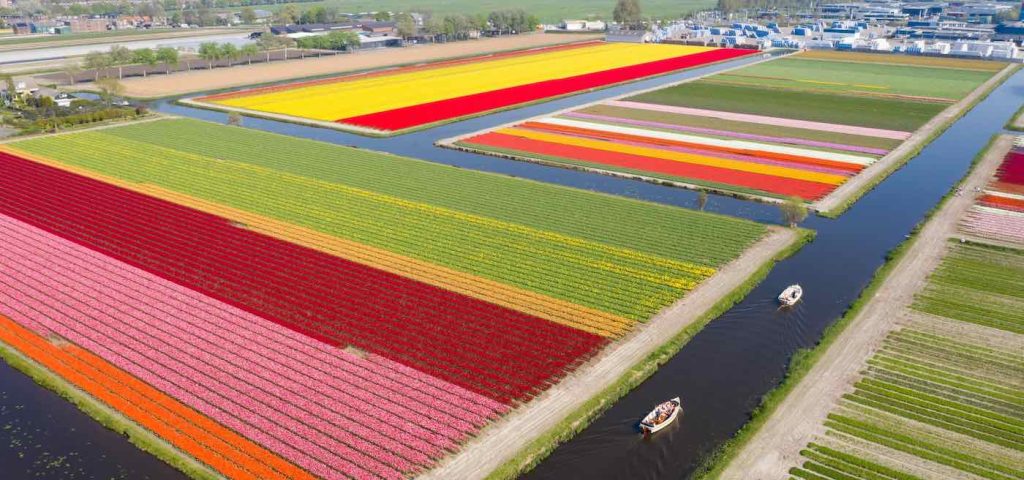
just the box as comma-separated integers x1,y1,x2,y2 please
0,314,316,480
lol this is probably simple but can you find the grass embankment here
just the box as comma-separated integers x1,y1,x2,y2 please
691,135,1002,480
487,227,815,480
0,341,220,480
1007,104,1024,132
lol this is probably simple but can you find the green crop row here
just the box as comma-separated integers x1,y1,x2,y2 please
879,341,1024,385
846,387,1024,450
826,414,1018,480
865,368,1023,418
868,355,1023,405
88,118,765,263
716,57,994,100
886,331,1024,372
806,443,924,480
626,81,947,132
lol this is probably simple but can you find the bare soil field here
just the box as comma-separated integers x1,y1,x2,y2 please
95,33,602,98
717,135,1016,480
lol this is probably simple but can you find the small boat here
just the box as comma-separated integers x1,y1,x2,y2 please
778,284,803,307
640,397,681,436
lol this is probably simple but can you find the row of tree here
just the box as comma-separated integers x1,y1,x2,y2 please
292,30,359,51
74,29,333,82
82,45,179,79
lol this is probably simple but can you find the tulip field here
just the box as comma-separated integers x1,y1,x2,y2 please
456,52,1004,202
0,118,768,479
194,41,755,134
961,143,1024,244
790,241,1024,480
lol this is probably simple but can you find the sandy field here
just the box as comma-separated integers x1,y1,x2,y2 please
717,135,1016,480
97,33,602,98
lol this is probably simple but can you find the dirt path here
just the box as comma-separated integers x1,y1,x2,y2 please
717,135,1015,480
100,33,601,98
813,64,1018,215
419,227,799,480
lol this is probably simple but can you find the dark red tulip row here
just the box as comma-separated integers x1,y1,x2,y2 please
0,152,607,404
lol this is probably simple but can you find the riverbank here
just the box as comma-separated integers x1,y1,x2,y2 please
92,33,601,99
419,226,807,480
713,134,1015,479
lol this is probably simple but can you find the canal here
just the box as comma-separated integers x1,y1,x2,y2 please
2,53,1021,479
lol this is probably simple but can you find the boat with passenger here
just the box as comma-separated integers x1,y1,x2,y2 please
640,397,681,436
778,284,803,307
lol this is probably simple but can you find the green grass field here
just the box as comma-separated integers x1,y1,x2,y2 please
789,242,1024,480
240,0,715,23
627,81,949,132
712,58,994,101
11,118,766,320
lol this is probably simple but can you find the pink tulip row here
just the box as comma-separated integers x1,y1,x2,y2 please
961,208,1024,244
0,214,504,479
0,210,503,421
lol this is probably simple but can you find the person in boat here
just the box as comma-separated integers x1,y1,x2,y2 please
652,401,675,425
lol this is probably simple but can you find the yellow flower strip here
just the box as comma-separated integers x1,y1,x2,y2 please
496,127,848,186
1,145,637,337
201,157,716,290
212,43,712,122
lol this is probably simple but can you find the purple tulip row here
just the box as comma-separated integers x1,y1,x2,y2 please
0,214,505,479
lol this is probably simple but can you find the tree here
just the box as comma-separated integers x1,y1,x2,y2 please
84,51,112,80
198,41,221,69
277,4,299,24
697,190,708,211
227,111,242,126
374,11,390,21
95,77,125,106
779,196,808,227
240,6,256,24
613,0,642,27
395,12,416,40
155,47,179,74
108,45,134,79
219,43,240,66
240,43,260,64
62,60,81,86
132,48,157,77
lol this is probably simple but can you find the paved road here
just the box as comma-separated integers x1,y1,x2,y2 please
0,32,253,65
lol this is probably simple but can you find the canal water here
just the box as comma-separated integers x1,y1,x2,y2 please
1,52,1021,479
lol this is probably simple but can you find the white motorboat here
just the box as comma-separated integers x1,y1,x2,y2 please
778,284,803,306
640,397,682,436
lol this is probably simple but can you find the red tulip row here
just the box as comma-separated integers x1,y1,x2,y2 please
339,48,755,132
0,151,607,405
